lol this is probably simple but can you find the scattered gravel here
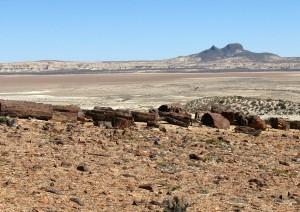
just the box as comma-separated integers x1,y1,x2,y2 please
185,96,300,119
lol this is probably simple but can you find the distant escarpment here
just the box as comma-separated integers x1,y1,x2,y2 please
1,43,300,74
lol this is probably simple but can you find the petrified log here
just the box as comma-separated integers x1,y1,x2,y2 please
201,112,230,129
158,103,186,113
86,107,134,129
235,126,262,136
52,105,80,123
0,100,53,120
290,121,300,130
132,111,158,123
269,117,290,130
209,104,248,126
53,105,80,113
86,107,115,122
112,117,134,129
159,112,191,127
221,111,248,126
247,115,267,130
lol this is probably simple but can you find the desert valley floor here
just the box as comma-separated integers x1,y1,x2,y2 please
0,72,299,110
0,72,299,211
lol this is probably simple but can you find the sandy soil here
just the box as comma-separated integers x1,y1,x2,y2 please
0,72,299,110
0,119,299,211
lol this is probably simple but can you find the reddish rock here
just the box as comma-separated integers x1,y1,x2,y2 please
201,112,230,129
247,115,267,130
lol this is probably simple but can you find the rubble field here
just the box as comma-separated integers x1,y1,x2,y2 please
0,119,299,211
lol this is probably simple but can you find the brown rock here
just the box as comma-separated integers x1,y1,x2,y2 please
138,184,154,192
201,112,230,129
77,164,89,172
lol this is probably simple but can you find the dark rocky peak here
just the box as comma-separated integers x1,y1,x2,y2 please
190,43,279,62
210,45,219,51
223,43,244,51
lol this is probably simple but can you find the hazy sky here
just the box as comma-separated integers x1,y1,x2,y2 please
0,0,299,62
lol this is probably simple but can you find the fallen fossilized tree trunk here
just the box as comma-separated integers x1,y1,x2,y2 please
52,105,80,122
159,111,192,127
290,120,300,130
86,107,134,129
269,117,290,130
0,100,53,120
132,111,158,123
201,112,230,129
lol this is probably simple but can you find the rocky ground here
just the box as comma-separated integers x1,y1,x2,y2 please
186,96,300,120
0,119,299,211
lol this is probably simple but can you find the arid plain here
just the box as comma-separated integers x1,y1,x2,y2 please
0,72,299,110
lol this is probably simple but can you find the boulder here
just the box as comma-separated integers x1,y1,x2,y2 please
269,118,290,130
247,115,267,130
201,112,230,129
0,100,53,120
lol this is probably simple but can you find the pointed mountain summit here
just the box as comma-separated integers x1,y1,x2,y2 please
190,43,280,61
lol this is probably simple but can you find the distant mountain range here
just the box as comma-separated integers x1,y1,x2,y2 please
0,43,300,74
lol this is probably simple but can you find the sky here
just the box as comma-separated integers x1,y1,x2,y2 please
0,0,299,62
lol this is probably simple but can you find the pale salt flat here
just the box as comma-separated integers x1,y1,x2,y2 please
0,72,299,111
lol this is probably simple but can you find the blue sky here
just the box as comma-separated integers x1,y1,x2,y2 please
0,0,299,62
